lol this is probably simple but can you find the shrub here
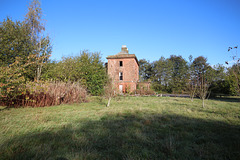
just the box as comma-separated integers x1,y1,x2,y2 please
42,51,107,96
134,88,155,96
0,81,87,107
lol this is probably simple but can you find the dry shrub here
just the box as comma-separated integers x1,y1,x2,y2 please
134,88,155,96
1,81,87,107
104,79,115,107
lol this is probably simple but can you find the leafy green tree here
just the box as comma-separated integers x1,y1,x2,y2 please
0,55,35,104
151,55,188,93
139,59,152,81
209,80,231,97
75,52,107,95
227,64,240,95
208,64,230,97
151,57,170,92
168,55,189,93
0,18,32,66
226,46,240,94
42,51,107,95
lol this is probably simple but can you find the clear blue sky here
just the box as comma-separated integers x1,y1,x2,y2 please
1,0,239,65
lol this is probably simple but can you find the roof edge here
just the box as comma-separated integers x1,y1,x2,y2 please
106,54,139,66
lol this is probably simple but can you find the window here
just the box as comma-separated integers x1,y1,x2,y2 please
119,72,123,80
119,61,123,67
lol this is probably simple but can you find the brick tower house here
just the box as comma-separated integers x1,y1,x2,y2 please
107,45,139,93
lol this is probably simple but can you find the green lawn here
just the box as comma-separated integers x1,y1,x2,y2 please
0,96,239,160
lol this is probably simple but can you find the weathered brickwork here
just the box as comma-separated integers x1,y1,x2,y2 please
107,46,139,93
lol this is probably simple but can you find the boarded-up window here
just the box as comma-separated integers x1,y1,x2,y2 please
119,72,123,80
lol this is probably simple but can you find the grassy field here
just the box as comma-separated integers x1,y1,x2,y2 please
0,96,239,160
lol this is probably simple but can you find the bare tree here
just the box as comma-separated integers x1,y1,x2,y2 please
192,56,214,108
104,78,115,107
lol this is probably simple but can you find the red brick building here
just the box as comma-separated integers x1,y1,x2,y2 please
107,45,139,93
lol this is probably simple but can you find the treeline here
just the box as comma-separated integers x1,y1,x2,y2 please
139,55,239,97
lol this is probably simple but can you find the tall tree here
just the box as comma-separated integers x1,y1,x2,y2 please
152,57,171,92
0,18,32,66
25,0,45,43
168,55,189,93
139,59,152,81
226,46,240,94
187,55,197,101
24,0,52,81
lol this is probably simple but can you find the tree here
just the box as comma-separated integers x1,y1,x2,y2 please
42,51,107,96
152,57,170,92
192,56,213,107
209,80,231,97
0,55,35,104
139,59,152,81
75,52,107,95
187,55,197,101
227,65,240,95
104,77,115,107
208,64,229,97
0,0,51,81
24,0,52,81
151,55,189,93
226,46,240,94
0,18,33,66
168,55,188,93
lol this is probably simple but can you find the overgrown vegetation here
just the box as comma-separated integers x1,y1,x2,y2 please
0,81,87,107
0,97,239,159
42,51,107,96
0,0,106,107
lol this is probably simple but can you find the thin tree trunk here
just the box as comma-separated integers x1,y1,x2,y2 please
36,37,48,82
207,90,211,100
191,97,194,102
202,98,205,108
106,97,111,107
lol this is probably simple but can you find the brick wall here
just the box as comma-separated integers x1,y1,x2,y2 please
108,57,139,93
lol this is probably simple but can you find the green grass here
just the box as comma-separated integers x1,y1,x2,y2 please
0,96,239,160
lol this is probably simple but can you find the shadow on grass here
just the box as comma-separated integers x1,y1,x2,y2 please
0,113,239,160
0,106,9,111
210,97,240,103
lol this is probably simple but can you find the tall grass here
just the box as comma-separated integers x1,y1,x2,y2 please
0,81,87,107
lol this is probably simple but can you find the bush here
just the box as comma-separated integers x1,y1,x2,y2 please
208,80,231,98
0,81,87,107
42,51,107,96
134,88,155,96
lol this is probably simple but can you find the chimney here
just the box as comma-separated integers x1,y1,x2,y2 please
121,45,129,54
